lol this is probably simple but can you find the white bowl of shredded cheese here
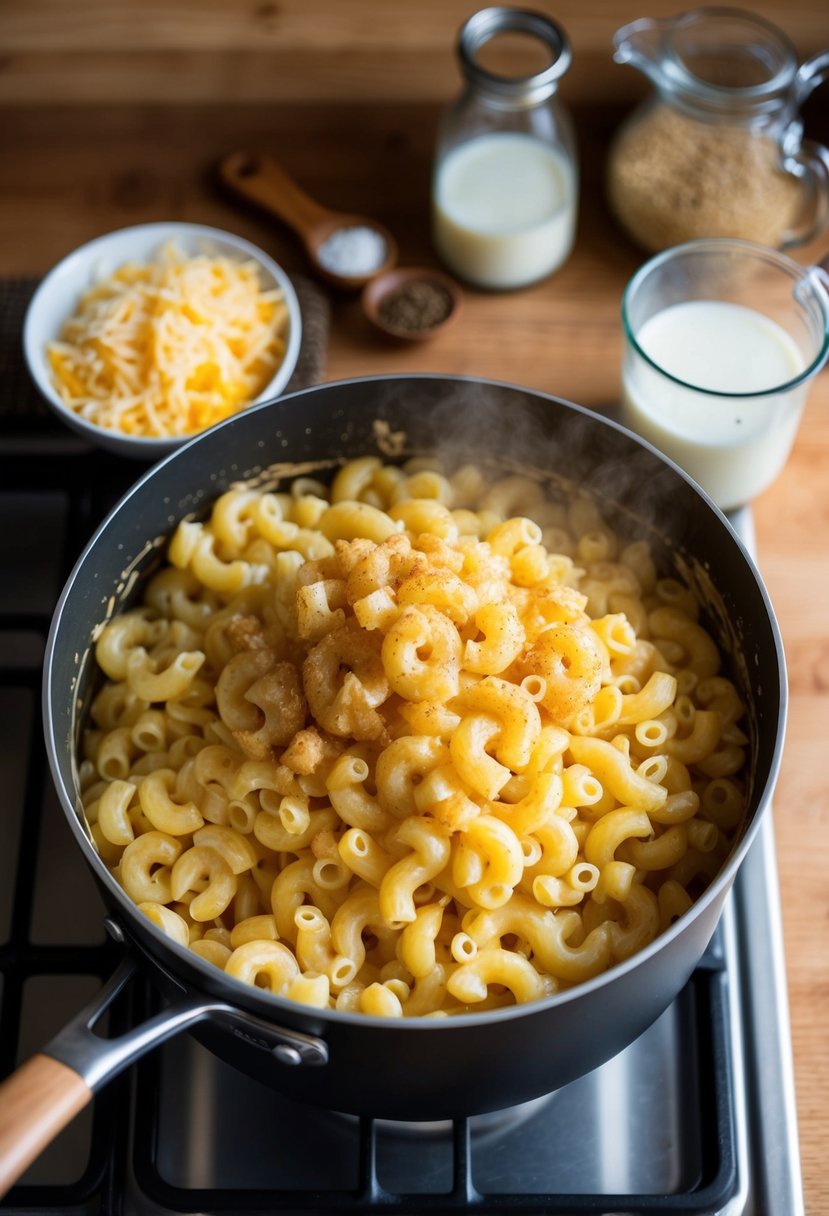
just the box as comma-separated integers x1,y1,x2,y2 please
23,222,302,458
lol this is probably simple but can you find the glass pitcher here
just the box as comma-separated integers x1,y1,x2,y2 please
432,7,577,290
606,7,829,254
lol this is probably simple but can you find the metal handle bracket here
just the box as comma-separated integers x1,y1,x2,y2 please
42,922,328,1092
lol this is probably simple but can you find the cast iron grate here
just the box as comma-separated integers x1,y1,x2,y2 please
130,954,738,1216
0,438,138,1214
0,429,742,1216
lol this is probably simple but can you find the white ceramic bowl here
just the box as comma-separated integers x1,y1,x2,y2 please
23,222,303,459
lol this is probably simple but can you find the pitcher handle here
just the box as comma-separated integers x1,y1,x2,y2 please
778,49,829,248
794,49,829,108
780,135,829,249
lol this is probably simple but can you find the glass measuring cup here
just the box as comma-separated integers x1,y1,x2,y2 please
607,7,829,253
620,239,829,511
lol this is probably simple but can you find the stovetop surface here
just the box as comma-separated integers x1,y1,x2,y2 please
0,428,805,1216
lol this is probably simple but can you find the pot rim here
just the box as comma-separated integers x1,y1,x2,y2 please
42,371,788,1032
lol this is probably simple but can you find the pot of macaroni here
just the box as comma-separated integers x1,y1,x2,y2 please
0,374,786,1193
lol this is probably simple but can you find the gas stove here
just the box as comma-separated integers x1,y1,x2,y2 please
0,422,805,1216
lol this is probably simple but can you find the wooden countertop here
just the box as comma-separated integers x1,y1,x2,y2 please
1,2,827,1210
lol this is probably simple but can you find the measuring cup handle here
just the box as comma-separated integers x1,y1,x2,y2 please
781,138,829,249
220,151,332,244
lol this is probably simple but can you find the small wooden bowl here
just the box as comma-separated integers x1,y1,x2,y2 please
362,267,463,342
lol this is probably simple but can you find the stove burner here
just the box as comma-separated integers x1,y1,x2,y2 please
135,964,737,1209
371,1091,559,1142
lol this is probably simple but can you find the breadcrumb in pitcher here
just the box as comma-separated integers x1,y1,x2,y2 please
607,104,801,253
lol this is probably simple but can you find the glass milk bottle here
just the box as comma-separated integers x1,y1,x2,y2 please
607,7,829,254
432,7,577,290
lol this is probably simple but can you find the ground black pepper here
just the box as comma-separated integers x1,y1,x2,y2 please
377,279,454,332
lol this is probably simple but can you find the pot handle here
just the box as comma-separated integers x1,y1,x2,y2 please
0,920,330,1197
0,956,224,1197
0,1055,93,1198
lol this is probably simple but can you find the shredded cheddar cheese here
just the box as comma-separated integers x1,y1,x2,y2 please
47,242,290,438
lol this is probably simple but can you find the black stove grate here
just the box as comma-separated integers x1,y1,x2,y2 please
130,957,739,1216
0,427,743,1216
0,438,138,1215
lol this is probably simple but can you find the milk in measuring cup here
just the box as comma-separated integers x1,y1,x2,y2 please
432,133,576,289
621,300,807,510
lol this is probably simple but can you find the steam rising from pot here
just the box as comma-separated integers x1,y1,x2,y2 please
366,377,686,547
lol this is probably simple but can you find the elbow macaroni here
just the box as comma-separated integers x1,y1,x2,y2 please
85,454,747,1016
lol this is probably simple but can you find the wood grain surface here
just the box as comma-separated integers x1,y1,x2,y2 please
1,2,827,1210
2,0,828,104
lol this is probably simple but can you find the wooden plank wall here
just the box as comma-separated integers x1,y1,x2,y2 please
2,0,828,106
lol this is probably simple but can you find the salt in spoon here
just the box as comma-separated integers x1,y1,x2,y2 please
220,151,397,291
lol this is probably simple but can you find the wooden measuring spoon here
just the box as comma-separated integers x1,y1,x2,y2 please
220,151,397,291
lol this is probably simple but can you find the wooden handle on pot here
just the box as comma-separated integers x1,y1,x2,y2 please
0,1053,91,1197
